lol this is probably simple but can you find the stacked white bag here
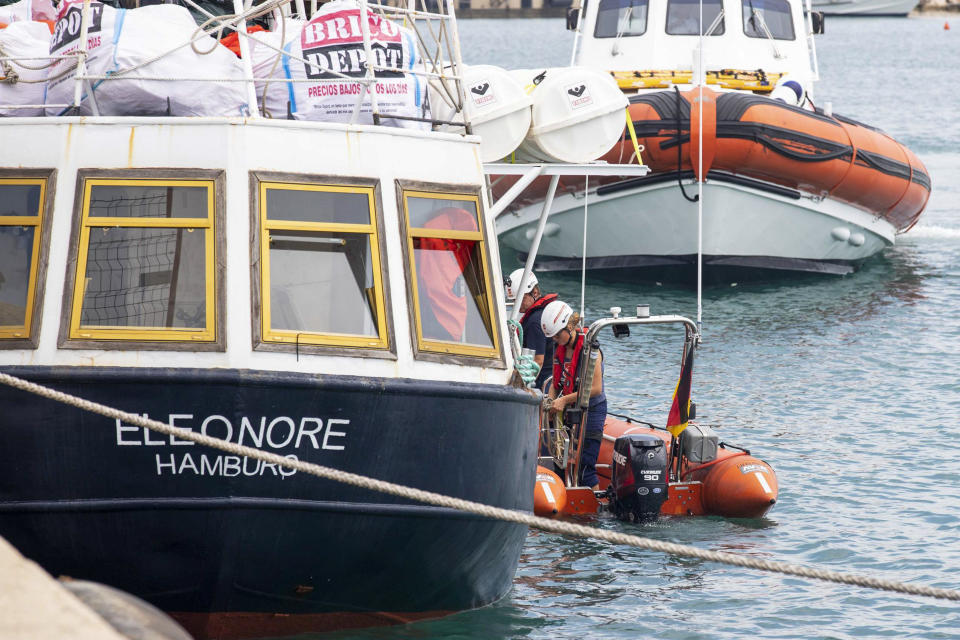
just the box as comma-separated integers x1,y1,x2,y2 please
0,0,56,24
250,0,430,129
0,21,52,116
44,0,249,116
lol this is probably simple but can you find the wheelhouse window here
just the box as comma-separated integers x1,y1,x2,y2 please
742,0,795,40
0,176,49,343
594,0,649,38
257,182,388,350
400,189,499,360
68,178,217,343
666,0,725,35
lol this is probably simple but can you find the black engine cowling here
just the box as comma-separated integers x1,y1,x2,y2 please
609,434,669,522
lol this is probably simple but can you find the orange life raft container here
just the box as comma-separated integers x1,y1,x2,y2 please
534,416,778,519
607,86,931,231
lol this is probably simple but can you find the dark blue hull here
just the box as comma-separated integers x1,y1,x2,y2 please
0,367,539,639
520,251,861,286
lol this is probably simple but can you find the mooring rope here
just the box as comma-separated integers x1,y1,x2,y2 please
0,369,957,602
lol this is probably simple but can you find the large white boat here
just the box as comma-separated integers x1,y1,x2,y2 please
811,0,919,16
0,1,541,638
494,0,930,281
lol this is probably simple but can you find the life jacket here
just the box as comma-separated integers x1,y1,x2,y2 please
417,208,478,341
553,328,606,405
520,292,558,326
553,329,588,397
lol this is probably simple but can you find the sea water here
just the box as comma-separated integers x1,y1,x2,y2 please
326,16,960,640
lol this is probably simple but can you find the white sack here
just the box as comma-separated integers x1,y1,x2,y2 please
250,0,430,128
0,21,51,116
45,0,249,116
0,0,56,23
0,0,30,24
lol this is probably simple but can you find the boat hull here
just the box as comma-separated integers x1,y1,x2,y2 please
498,173,894,282
0,366,539,640
811,0,919,16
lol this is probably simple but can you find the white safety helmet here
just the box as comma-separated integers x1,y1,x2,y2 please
504,268,538,302
541,300,573,338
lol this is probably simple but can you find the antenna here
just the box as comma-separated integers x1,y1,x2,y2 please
696,0,704,333
570,0,586,65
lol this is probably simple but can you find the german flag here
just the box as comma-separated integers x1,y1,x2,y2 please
666,339,695,438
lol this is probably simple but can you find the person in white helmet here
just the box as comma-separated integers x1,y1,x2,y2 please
504,268,557,391
541,299,606,490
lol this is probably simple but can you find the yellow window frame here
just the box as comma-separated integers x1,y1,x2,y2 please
259,181,389,349
401,189,500,359
0,177,46,340
69,178,217,342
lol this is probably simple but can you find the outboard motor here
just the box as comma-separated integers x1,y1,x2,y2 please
609,434,669,522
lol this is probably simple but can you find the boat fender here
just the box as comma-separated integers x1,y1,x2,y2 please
608,433,668,522
770,76,804,106
576,341,600,409
700,456,778,519
533,465,567,517
690,85,717,182
59,579,193,640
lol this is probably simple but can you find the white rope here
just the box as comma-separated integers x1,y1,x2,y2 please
580,175,588,319
0,103,71,109
0,369,958,602
78,75,277,83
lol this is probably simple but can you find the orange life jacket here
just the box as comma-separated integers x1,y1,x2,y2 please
417,208,477,341
553,329,587,396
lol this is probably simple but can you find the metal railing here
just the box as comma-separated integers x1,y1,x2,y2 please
553,310,699,488
0,0,471,128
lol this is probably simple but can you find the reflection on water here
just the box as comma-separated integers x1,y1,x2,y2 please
501,242,930,334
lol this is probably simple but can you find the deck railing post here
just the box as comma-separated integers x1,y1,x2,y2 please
444,0,470,133
509,174,560,325
357,0,381,125
232,0,261,117
72,0,94,112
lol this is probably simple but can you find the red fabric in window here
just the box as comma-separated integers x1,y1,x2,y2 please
417,208,478,342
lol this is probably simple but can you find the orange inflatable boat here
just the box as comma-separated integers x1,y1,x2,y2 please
608,86,931,232
535,416,778,520
531,312,777,522
494,86,930,235
601,417,777,518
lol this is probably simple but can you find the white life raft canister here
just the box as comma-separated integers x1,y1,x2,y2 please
510,66,627,164
430,64,532,162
